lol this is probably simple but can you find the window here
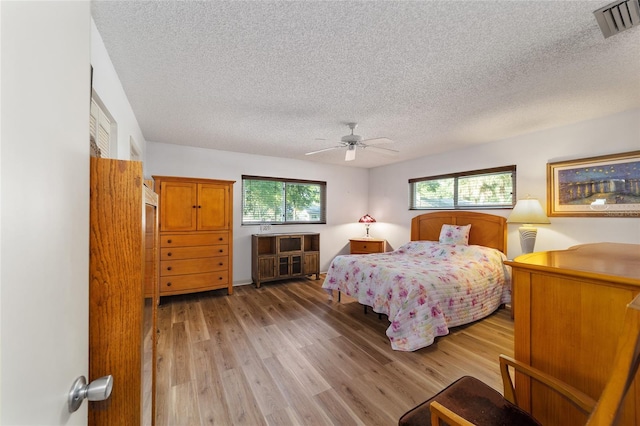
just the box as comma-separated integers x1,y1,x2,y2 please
242,175,326,224
89,97,114,158
409,166,516,210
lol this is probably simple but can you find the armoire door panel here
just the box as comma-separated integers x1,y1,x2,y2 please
160,181,197,231
198,184,229,230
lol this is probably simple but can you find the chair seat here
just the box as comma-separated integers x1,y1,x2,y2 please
398,376,542,426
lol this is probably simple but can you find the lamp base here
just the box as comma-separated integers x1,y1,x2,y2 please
519,226,538,254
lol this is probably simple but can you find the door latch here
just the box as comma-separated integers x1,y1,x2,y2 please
68,375,113,412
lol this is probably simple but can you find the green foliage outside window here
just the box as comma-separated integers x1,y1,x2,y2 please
242,176,326,224
410,166,515,209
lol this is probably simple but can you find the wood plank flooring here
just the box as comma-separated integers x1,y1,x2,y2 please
155,275,514,426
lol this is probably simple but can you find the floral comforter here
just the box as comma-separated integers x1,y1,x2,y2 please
322,241,511,351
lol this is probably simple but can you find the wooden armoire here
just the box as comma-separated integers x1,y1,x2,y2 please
89,157,158,426
152,176,235,296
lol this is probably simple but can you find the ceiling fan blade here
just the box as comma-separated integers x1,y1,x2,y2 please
305,146,342,155
360,137,393,145
345,146,356,161
364,145,399,156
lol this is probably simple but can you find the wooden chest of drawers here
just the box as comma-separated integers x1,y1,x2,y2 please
159,231,230,296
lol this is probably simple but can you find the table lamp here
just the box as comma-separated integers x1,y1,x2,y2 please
358,214,376,238
507,197,550,254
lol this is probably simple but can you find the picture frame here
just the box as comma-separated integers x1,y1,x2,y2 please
547,150,640,217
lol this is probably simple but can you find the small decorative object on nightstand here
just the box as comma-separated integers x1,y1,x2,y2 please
350,237,386,254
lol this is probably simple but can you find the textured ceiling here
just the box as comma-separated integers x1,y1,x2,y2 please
91,1,640,168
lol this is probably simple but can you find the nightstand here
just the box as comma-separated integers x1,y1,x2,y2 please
349,238,386,254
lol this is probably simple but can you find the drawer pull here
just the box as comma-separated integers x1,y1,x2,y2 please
167,267,172,271
218,277,223,280
219,249,224,253
167,282,172,287
363,245,367,248
167,252,172,256
219,262,223,266
198,205,202,208
192,205,197,208
219,237,223,241
167,239,172,244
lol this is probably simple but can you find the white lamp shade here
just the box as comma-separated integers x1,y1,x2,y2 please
507,199,550,224
507,198,550,254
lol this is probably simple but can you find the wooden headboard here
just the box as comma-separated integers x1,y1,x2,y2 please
410,211,507,253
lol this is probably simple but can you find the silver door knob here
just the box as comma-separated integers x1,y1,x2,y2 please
68,375,113,412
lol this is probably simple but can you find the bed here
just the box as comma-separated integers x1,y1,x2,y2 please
322,211,511,351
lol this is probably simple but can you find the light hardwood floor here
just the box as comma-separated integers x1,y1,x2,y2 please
155,275,514,426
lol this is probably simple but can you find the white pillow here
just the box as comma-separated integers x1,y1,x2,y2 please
438,224,471,245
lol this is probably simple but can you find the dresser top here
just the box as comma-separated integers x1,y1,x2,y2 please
506,242,640,284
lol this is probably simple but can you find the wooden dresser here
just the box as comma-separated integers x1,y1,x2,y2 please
505,243,640,425
153,176,235,296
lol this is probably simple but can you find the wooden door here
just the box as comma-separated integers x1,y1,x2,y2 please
1,3,90,423
304,252,319,275
160,181,197,231
197,183,229,230
258,256,277,281
89,157,144,426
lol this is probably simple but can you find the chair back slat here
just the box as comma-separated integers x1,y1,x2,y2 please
586,293,640,425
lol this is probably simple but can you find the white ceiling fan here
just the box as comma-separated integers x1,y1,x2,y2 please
305,123,398,162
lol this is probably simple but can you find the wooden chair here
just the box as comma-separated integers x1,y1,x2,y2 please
398,293,640,426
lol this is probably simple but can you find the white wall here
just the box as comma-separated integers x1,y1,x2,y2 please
1,2,90,423
147,142,370,284
90,19,147,163
369,109,640,260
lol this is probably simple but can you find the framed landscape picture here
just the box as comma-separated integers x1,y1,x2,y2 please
547,150,640,217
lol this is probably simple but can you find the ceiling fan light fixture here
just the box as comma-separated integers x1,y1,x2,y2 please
345,146,356,161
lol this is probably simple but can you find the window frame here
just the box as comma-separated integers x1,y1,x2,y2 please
409,165,516,210
241,175,327,225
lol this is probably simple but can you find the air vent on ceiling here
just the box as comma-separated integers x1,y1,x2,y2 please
594,0,640,38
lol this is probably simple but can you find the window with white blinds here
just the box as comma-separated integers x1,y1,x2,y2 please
409,166,516,210
90,99,112,158
242,175,327,225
